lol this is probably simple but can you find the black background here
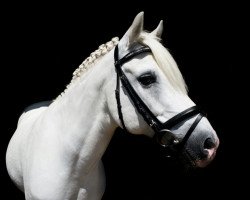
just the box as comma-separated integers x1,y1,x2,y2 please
0,1,245,199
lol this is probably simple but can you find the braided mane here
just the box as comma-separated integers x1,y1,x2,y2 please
56,31,187,101
56,37,119,100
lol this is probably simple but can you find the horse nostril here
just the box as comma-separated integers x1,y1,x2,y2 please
204,138,215,149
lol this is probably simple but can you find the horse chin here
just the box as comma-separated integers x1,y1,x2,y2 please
180,152,197,169
181,148,215,169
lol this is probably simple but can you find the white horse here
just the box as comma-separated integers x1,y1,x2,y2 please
6,12,219,200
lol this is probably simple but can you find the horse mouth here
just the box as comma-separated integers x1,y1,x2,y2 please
182,148,217,168
182,149,198,168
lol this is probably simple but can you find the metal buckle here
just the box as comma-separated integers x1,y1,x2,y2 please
158,129,179,147
157,129,180,158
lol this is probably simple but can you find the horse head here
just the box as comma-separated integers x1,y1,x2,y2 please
106,12,219,168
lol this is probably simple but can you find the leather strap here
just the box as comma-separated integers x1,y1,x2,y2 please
179,113,204,148
115,71,129,133
163,106,202,129
115,45,161,133
115,46,151,67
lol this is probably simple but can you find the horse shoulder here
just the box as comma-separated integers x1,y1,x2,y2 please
6,106,48,192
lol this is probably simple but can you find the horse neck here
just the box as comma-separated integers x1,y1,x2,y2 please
47,49,117,172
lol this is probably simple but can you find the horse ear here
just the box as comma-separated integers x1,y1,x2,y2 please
119,12,144,50
151,20,163,38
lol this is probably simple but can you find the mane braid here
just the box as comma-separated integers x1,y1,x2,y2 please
55,32,187,101
55,37,119,100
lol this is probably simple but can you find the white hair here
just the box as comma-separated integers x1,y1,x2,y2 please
56,37,119,100
138,32,187,94
56,32,187,100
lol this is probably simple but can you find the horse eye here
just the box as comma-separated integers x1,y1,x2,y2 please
138,73,156,86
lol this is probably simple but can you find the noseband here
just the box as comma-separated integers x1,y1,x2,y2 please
114,45,205,157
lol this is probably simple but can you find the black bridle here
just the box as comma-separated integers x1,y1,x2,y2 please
114,45,205,157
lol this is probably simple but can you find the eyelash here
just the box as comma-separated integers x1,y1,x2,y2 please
137,73,156,87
